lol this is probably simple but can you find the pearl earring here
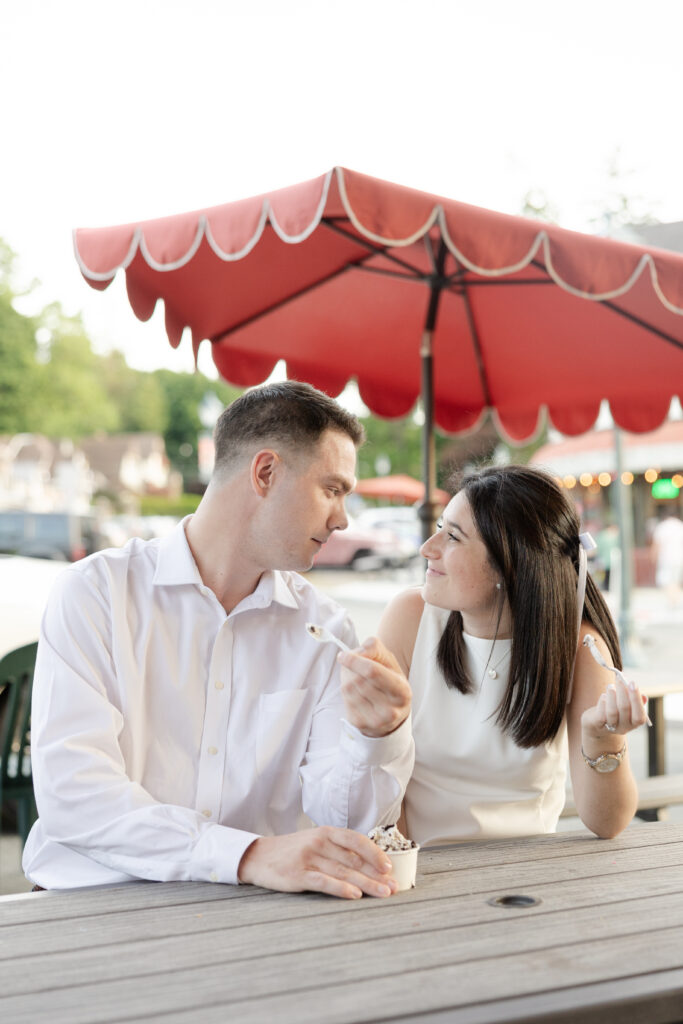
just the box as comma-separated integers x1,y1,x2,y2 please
496,582,503,590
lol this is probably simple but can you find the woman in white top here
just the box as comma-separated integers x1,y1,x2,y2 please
340,465,649,844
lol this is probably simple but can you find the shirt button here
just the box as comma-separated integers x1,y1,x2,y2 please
208,746,218,755
214,681,224,690
209,872,218,882
202,809,212,818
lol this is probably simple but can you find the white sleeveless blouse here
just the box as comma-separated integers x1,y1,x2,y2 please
406,604,568,845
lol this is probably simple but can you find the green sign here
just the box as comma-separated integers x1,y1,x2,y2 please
652,478,680,499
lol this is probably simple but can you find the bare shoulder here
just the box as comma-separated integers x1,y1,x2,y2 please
570,622,614,713
577,622,613,665
377,587,425,677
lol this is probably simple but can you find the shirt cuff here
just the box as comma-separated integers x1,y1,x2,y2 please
338,712,412,766
190,825,262,885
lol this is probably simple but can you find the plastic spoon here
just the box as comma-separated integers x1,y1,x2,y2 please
305,622,351,653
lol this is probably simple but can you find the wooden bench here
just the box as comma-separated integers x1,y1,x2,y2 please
561,772,683,819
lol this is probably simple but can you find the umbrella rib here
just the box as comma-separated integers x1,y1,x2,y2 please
322,218,426,278
600,299,683,353
425,234,440,276
468,256,683,350
209,253,375,343
352,265,429,283
461,286,494,407
451,277,555,287
445,258,553,288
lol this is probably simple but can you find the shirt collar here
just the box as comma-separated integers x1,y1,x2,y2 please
249,570,299,611
152,516,299,611
153,516,204,587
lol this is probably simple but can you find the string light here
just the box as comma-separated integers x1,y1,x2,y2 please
644,468,658,483
673,474,683,488
598,472,611,486
563,475,576,489
621,471,634,485
579,472,593,487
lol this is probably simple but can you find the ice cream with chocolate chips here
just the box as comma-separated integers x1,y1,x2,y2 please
368,824,419,890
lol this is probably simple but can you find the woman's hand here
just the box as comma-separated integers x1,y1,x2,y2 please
581,675,650,742
337,637,411,738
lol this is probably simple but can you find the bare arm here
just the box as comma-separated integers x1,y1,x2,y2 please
377,587,424,676
567,624,648,838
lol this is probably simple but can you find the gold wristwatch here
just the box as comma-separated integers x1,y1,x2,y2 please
581,742,627,773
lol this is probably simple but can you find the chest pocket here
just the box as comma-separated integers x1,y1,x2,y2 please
256,690,308,776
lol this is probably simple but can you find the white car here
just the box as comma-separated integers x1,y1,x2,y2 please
0,555,69,658
355,507,422,557
313,517,416,571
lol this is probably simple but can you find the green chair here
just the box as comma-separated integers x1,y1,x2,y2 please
0,642,38,844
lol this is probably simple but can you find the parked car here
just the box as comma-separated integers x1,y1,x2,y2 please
0,555,69,658
355,506,422,557
0,511,107,562
312,517,415,570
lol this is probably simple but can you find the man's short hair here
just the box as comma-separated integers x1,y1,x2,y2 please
213,381,365,475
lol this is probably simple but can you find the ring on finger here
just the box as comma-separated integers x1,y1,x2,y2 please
604,723,617,733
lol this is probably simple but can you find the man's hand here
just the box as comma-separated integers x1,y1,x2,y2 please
337,637,411,738
237,826,399,899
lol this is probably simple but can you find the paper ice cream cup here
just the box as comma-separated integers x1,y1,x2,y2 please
387,845,419,891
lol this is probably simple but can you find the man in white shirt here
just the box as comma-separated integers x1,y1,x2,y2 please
23,382,413,899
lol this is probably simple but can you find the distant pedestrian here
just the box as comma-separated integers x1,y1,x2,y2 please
652,508,683,606
596,522,619,591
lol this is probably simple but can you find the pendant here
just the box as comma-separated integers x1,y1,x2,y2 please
488,668,498,679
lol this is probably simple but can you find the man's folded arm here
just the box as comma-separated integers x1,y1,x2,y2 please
29,574,259,885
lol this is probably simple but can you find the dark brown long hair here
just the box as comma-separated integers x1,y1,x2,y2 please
436,465,621,748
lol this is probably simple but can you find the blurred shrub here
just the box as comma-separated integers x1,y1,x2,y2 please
140,493,201,517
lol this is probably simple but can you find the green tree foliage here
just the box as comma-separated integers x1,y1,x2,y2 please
0,235,242,482
153,369,241,485
0,240,43,433
358,409,450,487
34,304,119,438
101,350,168,433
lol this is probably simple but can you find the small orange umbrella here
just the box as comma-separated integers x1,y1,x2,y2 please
355,474,450,506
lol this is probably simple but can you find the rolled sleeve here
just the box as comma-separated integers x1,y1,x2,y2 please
339,713,413,766
190,826,262,886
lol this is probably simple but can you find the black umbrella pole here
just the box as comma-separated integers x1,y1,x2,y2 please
418,240,446,546
614,427,636,664
419,331,438,546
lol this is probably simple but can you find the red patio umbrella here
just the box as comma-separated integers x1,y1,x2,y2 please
74,167,683,541
355,474,450,506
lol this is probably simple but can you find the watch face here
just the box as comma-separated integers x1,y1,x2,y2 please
595,756,620,773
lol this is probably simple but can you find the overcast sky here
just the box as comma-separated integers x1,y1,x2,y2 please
3,0,683,376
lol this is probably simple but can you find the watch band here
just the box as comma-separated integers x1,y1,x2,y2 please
581,742,627,772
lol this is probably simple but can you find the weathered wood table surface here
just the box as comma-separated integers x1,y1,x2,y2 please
2,821,683,1024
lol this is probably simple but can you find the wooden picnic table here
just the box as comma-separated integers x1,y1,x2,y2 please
2,821,683,1023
